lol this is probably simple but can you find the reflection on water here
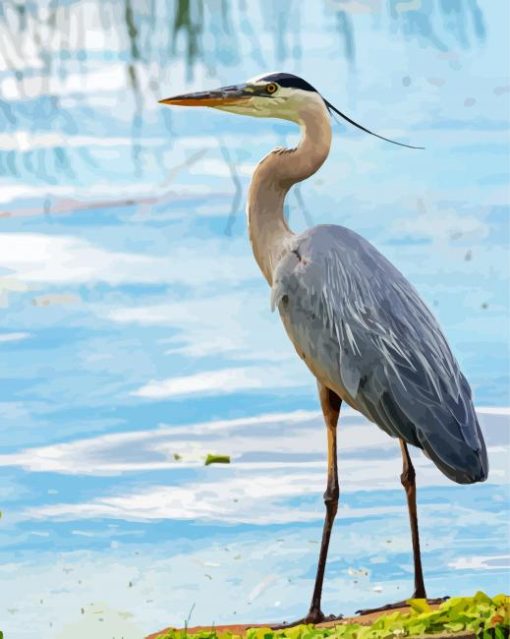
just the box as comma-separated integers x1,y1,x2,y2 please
389,0,485,52
0,0,488,182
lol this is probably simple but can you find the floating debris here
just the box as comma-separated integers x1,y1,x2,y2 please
205,454,231,466
173,453,182,461
427,77,446,87
32,293,81,307
348,567,370,577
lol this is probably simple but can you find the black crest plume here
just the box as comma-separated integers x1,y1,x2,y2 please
324,99,424,150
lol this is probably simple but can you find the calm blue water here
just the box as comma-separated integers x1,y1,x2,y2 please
0,2,509,638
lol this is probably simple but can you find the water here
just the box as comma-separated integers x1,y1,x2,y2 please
0,2,509,638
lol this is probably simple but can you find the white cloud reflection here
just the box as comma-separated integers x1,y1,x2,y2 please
1,408,506,526
0,233,256,287
133,366,303,399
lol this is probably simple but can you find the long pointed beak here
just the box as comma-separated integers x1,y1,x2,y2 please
159,84,251,108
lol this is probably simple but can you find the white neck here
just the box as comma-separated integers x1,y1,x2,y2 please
247,96,332,285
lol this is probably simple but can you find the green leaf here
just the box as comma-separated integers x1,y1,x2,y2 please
444,621,465,632
407,622,428,635
406,598,431,614
474,591,494,605
204,454,231,466
441,596,469,614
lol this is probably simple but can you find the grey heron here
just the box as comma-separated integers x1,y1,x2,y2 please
160,72,488,625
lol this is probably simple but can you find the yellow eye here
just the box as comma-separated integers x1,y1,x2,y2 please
266,83,278,94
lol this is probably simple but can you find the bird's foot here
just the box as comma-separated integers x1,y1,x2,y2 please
271,609,343,629
356,596,448,616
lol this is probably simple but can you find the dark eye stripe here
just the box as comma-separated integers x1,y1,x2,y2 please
258,72,318,93
247,83,278,98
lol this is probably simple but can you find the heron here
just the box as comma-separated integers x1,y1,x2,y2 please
159,72,488,625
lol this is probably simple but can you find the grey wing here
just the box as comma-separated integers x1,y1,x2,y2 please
272,225,488,484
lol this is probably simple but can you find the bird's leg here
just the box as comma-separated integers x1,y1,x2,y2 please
356,440,447,616
272,385,343,629
307,384,341,622
400,439,426,599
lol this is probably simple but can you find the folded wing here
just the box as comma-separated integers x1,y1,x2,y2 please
273,224,488,484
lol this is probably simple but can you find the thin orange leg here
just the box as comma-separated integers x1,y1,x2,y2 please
272,384,343,628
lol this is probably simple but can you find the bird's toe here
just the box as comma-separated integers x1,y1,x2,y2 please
271,610,343,629
356,596,449,616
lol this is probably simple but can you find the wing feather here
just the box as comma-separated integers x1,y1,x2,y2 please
272,225,488,484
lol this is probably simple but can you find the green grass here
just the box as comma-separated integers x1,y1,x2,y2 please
157,593,509,639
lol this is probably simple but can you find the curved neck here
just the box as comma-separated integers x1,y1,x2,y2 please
247,98,332,284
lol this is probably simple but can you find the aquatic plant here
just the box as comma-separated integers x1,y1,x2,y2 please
156,593,510,639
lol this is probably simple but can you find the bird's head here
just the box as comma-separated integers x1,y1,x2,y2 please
159,72,324,124
159,71,423,149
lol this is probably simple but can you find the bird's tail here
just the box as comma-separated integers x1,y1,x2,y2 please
419,409,489,484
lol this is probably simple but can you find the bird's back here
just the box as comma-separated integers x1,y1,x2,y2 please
272,224,488,484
